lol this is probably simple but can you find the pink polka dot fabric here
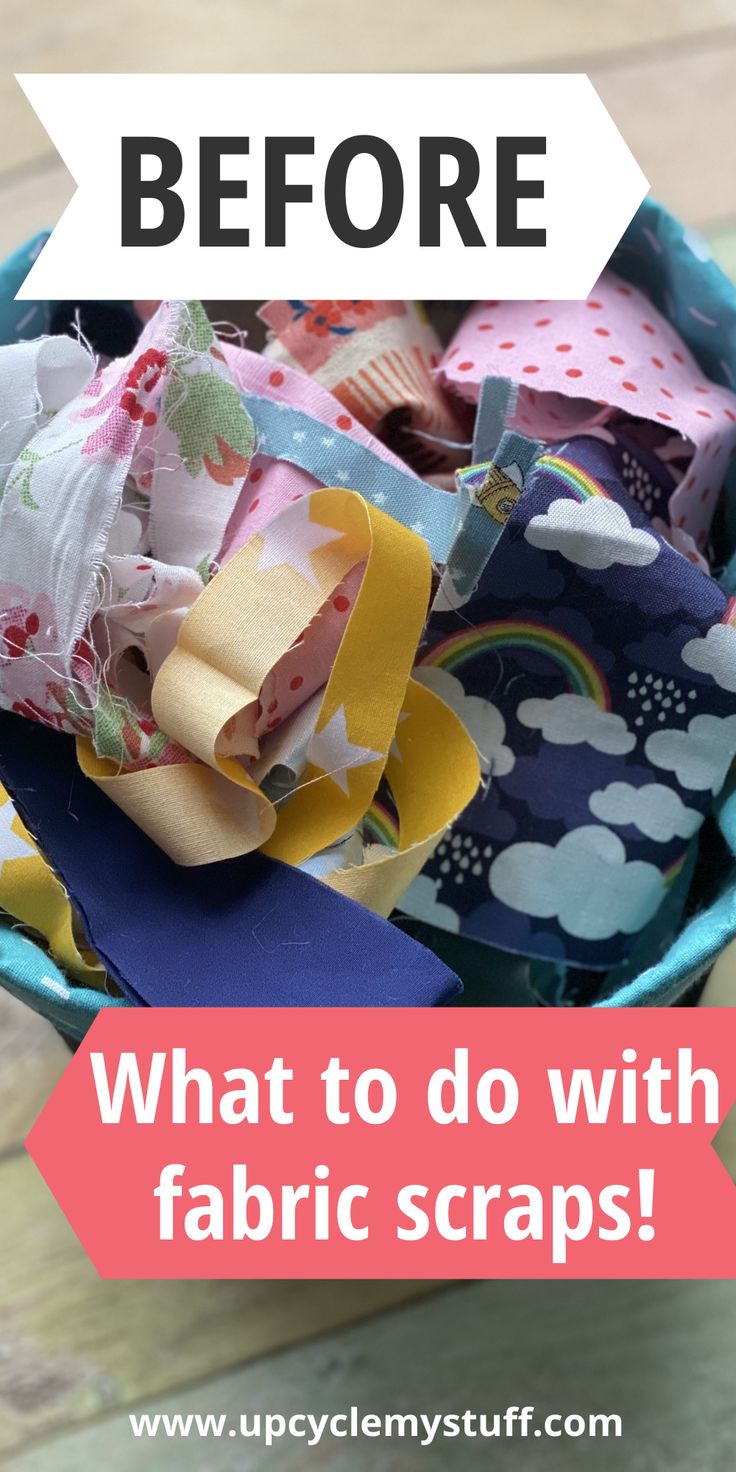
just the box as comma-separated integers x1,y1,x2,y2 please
438,272,736,550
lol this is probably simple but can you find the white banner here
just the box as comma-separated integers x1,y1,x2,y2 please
15,73,648,300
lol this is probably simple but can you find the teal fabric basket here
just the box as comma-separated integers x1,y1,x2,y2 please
3,201,736,1027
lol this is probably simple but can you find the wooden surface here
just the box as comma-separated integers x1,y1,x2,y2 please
1,981,734,1467
0,993,441,1458
2,3,736,1467
3,1275,735,1469
3,0,736,252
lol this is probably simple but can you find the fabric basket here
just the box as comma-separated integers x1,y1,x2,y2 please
2,199,736,1033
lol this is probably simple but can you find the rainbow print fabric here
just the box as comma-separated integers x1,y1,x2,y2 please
407,430,736,970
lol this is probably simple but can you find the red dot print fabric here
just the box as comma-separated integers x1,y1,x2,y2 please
438,273,736,549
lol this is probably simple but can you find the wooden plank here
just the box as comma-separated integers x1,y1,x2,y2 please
4,1278,734,1469
2,0,736,176
0,991,68,1156
0,1152,439,1455
590,41,736,229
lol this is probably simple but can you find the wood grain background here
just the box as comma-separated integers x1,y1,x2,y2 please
1,4,735,1466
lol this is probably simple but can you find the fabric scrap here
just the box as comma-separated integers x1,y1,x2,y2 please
259,299,466,473
405,431,736,970
0,711,462,1009
439,273,736,552
0,784,101,984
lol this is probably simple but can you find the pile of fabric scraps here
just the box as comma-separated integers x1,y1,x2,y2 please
3,198,736,1032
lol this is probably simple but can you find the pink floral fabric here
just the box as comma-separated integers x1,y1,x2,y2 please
259,299,467,473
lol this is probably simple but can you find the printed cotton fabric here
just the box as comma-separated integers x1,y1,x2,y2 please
405,429,736,969
0,711,462,1010
4,198,736,1020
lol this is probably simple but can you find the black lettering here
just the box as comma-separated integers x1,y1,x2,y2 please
121,137,184,247
200,137,249,247
265,137,314,246
419,137,485,246
325,135,403,248
496,137,546,247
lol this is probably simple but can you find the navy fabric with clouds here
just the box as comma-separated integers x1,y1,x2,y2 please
405,430,736,969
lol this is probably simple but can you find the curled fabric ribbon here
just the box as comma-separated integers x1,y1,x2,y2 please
325,676,480,917
77,487,480,898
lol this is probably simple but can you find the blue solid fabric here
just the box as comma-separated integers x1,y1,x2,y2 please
241,391,461,563
0,921,127,1039
0,713,461,1010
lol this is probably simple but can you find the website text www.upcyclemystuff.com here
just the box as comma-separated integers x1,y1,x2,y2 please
128,1405,623,1448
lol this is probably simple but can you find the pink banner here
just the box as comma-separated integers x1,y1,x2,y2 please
26,1008,736,1279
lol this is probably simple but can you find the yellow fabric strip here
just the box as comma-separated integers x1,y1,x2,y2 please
325,677,481,917
82,487,434,870
152,490,364,768
76,745,275,866
0,786,103,985
262,494,431,864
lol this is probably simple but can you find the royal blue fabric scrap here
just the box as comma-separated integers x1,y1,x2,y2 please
0,713,461,1009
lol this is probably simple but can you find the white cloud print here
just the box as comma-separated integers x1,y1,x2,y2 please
400,875,460,933
489,826,665,941
525,497,660,570
589,781,702,843
414,667,515,777
681,623,736,693
645,713,736,793
517,693,635,755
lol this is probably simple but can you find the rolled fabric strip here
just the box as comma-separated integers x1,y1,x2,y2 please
260,491,432,865
326,678,481,916
75,744,273,867
0,712,462,1009
83,487,436,870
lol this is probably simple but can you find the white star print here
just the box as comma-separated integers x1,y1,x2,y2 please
373,492,386,506
0,800,35,866
308,705,382,795
390,711,411,762
257,498,344,588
